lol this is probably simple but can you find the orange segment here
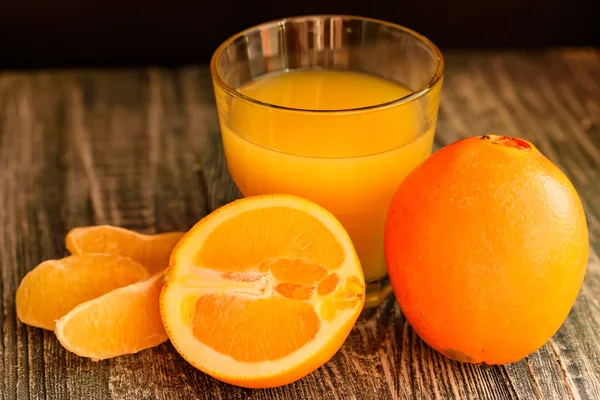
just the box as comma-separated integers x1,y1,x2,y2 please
161,194,365,388
318,273,341,296
275,283,314,300
195,207,344,272
65,225,185,273
192,295,320,362
259,259,328,285
55,273,168,361
16,254,149,330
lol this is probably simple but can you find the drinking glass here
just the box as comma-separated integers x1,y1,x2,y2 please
210,15,444,308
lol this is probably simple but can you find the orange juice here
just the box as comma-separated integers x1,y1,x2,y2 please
216,69,439,301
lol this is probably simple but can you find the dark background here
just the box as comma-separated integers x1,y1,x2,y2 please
1,0,597,70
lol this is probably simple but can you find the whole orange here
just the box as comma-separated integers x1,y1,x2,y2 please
384,134,589,365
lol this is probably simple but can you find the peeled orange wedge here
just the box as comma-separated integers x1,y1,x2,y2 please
160,195,365,388
66,225,185,273
55,273,169,361
16,254,149,330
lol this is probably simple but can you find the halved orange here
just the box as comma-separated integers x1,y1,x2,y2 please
55,273,169,361
160,194,365,388
66,225,185,273
16,254,149,330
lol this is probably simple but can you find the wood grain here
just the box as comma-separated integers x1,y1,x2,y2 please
1,48,599,399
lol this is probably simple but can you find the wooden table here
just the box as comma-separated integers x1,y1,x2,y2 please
1,49,599,400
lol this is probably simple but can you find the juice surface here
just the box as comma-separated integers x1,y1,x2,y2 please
218,69,436,284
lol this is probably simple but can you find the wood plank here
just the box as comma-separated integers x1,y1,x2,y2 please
0,49,599,399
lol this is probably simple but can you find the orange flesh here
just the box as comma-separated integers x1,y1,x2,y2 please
192,295,320,362
275,283,314,300
259,259,328,285
195,207,344,272
166,201,364,367
16,255,149,330
55,273,168,360
318,274,341,296
66,226,185,274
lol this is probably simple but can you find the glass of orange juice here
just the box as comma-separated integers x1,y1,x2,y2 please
210,15,444,308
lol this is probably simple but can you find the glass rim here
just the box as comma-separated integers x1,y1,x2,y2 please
209,14,445,114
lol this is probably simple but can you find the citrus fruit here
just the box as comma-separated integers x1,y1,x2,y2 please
66,225,185,273
384,134,589,365
16,254,149,330
55,273,168,361
160,194,365,388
